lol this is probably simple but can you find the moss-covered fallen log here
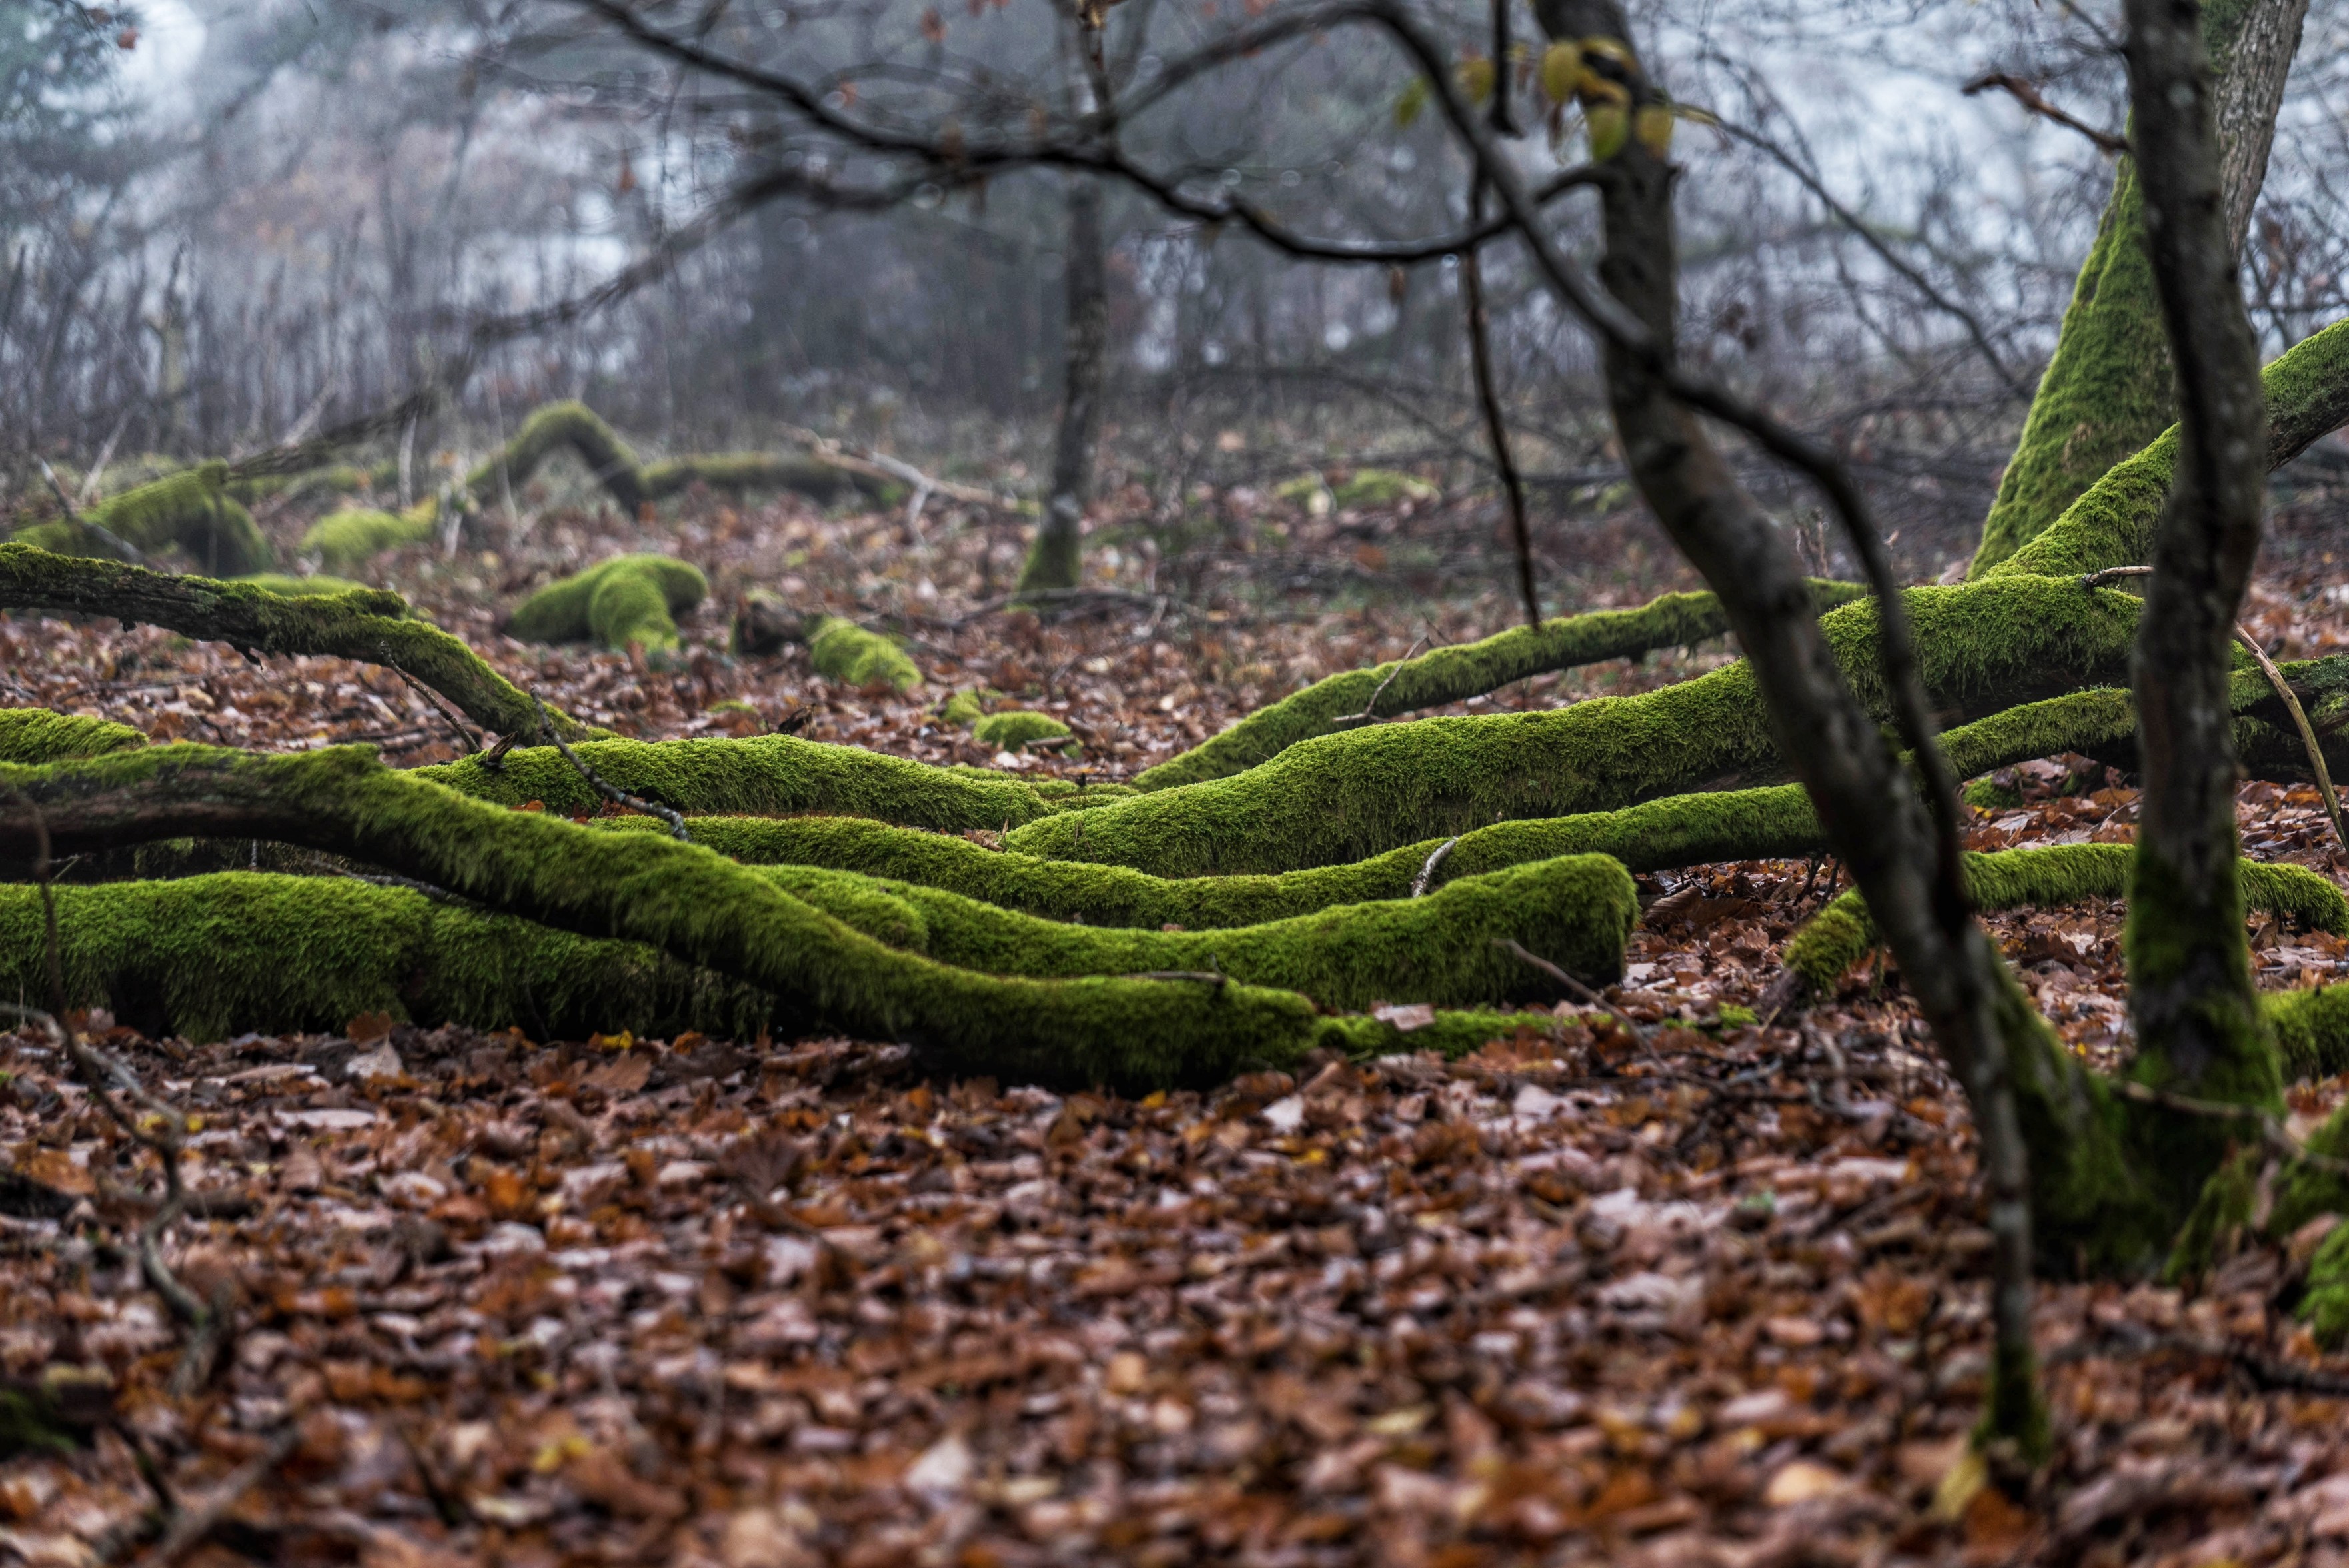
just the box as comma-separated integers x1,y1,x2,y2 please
0,708,148,766
11,462,271,577
1988,317,2349,580
1133,580,1869,789
506,554,708,654
0,743,1559,1083
0,544,590,741
1775,843,2349,1001
0,851,1628,1037
466,402,888,515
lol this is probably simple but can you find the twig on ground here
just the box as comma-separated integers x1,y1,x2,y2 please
392,666,483,755
1492,938,1657,1051
2108,1077,2349,1180
127,1424,300,1568
934,584,1175,629
1410,837,1460,898
2234,622,2349,855
777,424,1019,511
2080,564,2156,590
533,695,690,841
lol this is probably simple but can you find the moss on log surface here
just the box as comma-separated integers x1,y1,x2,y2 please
419,734,1060,828
506,554,708,654
0,744,1549,1085
1005,578,2155,875
464,401,885,514
0,852,1627,1037
1992,319,2349,580
0,545,589,741
0,708,147,766
13,462,271,577
1134,580,1870,789
1780,844,2349,996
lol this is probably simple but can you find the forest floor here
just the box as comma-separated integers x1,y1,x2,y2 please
6,475,2349,1567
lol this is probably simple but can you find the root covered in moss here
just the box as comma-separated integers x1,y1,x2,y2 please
972,710,1074,752
465,401,885,515
1134,580,1869,789
0,743,1550,1086
13,462,271,577
0,544,588,740
506,554,708,654
806,615,924,694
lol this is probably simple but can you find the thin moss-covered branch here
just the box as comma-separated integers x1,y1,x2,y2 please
1132,579,1869,789
1775,843,2347,998
466,401,888,514
0,544,592,741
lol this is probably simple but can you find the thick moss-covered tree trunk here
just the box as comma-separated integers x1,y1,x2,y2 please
1969,0,2306,575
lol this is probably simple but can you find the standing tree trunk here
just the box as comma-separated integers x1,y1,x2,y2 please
1968,0,2306,576
2120,0,2280,1203
1018,175,1108,596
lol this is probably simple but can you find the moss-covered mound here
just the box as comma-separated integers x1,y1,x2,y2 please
13,462,270,576
972,710,1074,752
506,554,708,653
301,507,438,572
0,708,147,766
806,615,923,694
464,401,888,514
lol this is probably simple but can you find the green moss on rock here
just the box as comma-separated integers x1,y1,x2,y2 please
506,554,708,653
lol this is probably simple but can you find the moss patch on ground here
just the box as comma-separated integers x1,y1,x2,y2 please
506,554,708,653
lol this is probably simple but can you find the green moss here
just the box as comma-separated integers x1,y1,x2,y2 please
0,743,1587,1088
938,690,987,726
1993,320,2349,581
0,708,147,765
1134,580,1869,789
231,572,385,602
805,614,922,694
973,710,1074,752
1781,845,2347,1000
2264,984,2349,1082
1970,161,2174,576
24,462,273,576
226,464,371,506
1012,578,2146,876
1330,468,1439,507
418,734,1061,829
506,554,708,653
642,452,884,506
468,400,646,512
0,544,585,742
301,508,436,572
2300,1222,2349,1348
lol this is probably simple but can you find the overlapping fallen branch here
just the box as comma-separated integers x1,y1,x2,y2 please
0,744,1543,1085
0,545,592,741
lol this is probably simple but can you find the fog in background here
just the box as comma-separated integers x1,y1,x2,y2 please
9,0,2349,563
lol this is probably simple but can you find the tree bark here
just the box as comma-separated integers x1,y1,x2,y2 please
2122,0,2280,1168
1018,177,1108,596
1968,0,2306,575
